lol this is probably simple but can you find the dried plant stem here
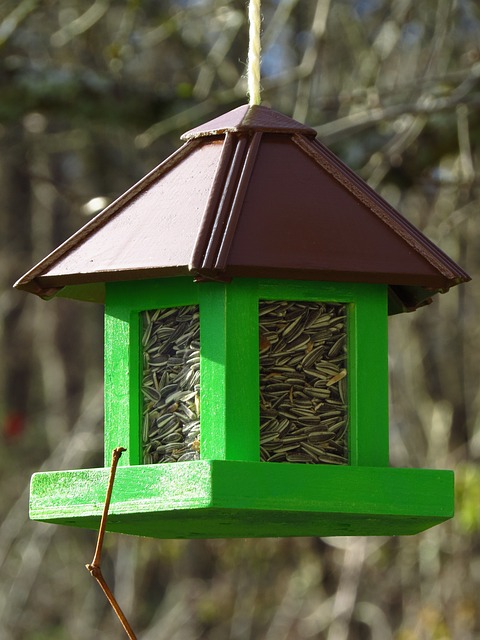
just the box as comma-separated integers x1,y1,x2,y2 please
85,447,137,640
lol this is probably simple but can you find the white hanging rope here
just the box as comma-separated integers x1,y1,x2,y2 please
247,0,262,106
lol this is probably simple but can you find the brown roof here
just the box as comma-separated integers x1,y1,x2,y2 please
14,104,469,313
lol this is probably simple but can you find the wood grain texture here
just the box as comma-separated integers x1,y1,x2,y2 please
30,461,454,538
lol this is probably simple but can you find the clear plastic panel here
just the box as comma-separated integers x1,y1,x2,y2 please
142,305,200,463
259,301,348,464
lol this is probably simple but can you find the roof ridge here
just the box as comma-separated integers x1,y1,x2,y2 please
190,132,263,275
182,104,316,140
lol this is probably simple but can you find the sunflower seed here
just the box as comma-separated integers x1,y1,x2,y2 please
259,300,348,465
286,452,313,462
142,305,201,464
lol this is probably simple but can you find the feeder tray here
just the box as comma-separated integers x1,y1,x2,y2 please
17,105,469,538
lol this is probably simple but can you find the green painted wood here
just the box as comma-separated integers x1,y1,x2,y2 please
223,280,260,460
104,303,139,466
104,277,389,468
257,279,389,466
257,279,367,303
199,280,259,461
350,285,389,466
30,461,454,538
197,282,226,459
105,279,201,466
109,278,200,312
82,276,413,540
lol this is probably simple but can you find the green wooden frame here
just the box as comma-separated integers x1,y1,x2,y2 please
104,277,389,468
29,276,454,538
30,462,453,538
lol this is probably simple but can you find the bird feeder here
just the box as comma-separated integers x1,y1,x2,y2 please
16,105,469,538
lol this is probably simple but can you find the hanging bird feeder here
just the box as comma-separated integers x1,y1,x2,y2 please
15,104,469,538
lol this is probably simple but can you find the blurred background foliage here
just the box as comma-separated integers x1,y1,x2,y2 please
0,0,479,637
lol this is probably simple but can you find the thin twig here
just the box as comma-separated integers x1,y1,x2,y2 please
89,446,125,569
86,446,137,640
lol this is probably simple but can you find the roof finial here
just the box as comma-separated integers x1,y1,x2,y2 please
247,0,262,106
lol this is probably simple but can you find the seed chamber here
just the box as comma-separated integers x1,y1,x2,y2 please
142,305,200,464
259,300,348,464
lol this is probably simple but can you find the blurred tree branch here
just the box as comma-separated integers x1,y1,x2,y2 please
1,1,480,638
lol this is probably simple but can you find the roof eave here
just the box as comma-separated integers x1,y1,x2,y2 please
19,261,468,314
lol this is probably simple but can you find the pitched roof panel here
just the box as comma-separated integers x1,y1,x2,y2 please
14,105,469,313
